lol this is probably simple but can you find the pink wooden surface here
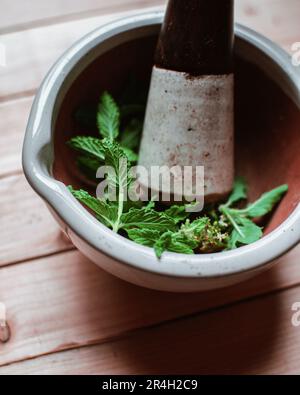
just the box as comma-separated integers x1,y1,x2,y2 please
0,0,299,375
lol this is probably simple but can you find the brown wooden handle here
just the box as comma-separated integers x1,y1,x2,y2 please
155,0,234,75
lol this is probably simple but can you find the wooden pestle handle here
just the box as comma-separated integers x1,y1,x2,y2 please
155,0,234,75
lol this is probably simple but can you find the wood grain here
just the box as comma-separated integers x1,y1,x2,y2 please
0,245,300,367
2,0,299,39
0,6,164,102
0,0,299,375
236,0,300,50
0,174,72,266
2,282,300,374
0,0,165,34
0,97,33,178
1,1,299,101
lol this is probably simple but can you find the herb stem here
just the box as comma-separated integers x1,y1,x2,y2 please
220,206,244,238
113,188,125,232
227,207,248,215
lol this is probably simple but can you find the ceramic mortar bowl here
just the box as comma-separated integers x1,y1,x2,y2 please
23,11,300,292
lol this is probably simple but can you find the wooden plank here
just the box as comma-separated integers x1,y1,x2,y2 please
2,280,300,374
0,0,298,376
0,245,300,367
1,0,298,39
236,0,300,51
0,6,164,102
0,97,33,178
1,1,299,101
0,174,72,266
0,0,165,34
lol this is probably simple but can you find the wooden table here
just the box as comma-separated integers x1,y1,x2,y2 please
0,0,299,375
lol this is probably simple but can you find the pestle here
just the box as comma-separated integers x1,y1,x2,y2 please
138,0,234,205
